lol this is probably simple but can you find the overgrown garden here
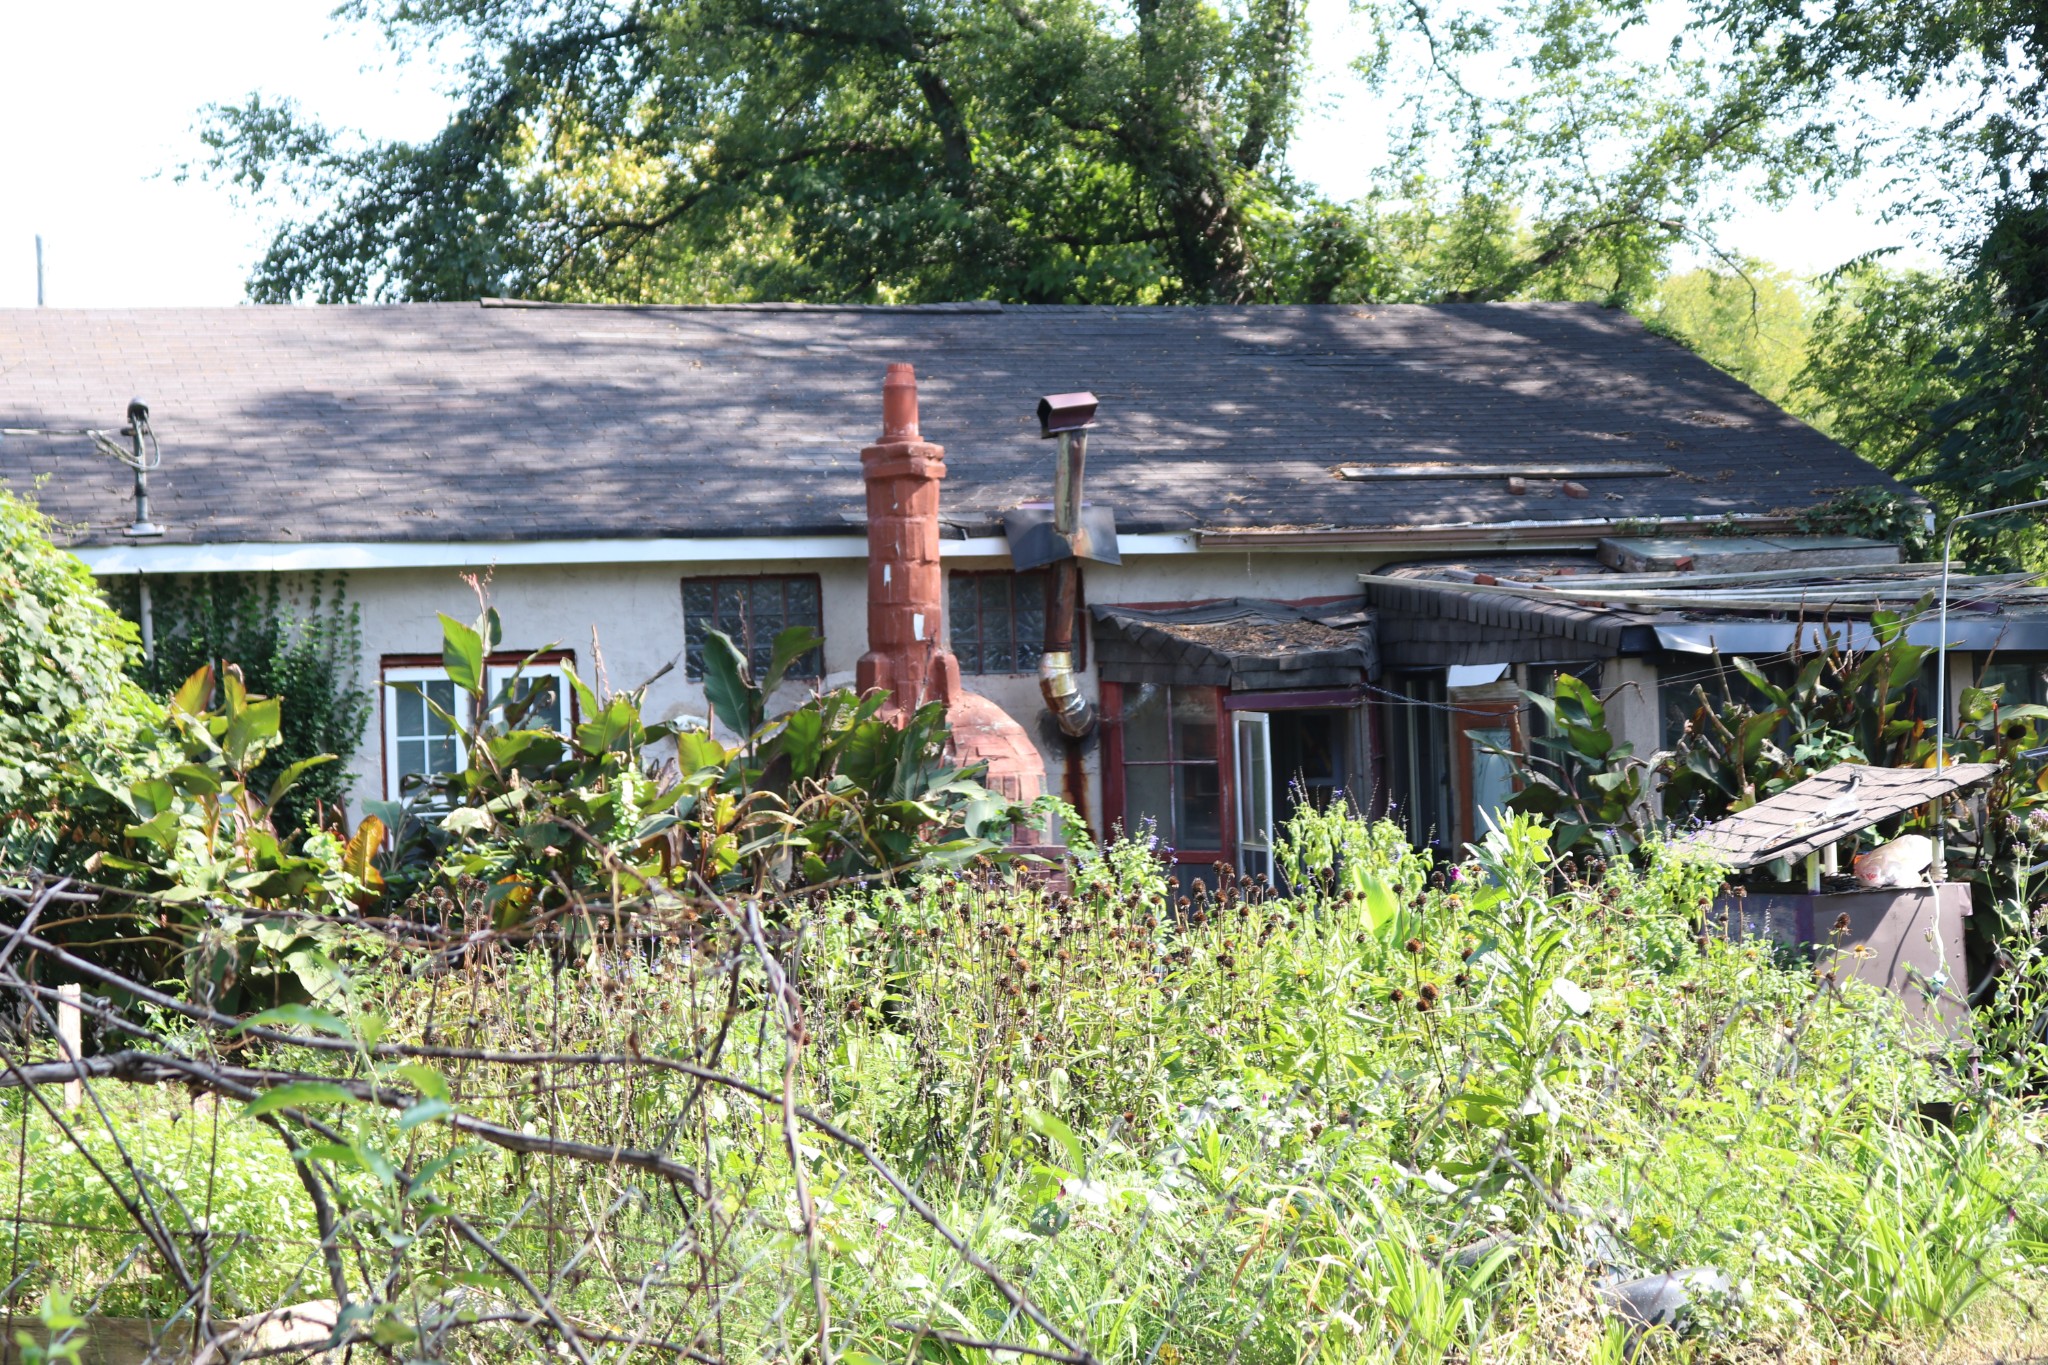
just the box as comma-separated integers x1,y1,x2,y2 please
5,485,2048,1362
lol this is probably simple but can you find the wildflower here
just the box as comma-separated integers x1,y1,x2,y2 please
1454,973,1469,988
1419,983,1439,1004
1390,987,1406,1003
1416,998,1432,1013
1404,937,1424,955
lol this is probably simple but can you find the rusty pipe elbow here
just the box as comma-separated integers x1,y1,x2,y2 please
1039,649,1096,738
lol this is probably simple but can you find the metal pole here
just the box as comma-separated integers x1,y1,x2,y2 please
1934,495,2048,772
33,235,43,307
137,576,155,666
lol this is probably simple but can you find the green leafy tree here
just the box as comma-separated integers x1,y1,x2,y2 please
1697,0,2048,560
201,0,1311,304
0,487,160,872
197,0,1853,307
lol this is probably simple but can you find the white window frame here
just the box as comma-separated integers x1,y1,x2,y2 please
382,666,473,803
485,659,577,733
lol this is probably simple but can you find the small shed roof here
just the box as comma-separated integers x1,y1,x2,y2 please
1091,599,1375,691
1677,763,2000,870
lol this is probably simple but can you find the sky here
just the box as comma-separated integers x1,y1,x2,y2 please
0,0,1935,309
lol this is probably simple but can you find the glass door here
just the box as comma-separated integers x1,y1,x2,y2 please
1234,711,1273,881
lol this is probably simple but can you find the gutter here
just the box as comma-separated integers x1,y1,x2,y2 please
73,532,1203,576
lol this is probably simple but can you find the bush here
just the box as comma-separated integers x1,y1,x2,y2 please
104,572,369,834
0,486,159,871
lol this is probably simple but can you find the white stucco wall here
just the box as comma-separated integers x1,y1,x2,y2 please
295,545,1402,833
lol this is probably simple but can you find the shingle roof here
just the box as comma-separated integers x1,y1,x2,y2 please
0,300,1907,547
1092,599,1376,690
1677,763,2000,870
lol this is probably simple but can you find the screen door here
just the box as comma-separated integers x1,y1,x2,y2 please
1234,711,1273,881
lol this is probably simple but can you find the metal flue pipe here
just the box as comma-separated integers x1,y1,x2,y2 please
1035,394,1100,738
1038,427,1095,737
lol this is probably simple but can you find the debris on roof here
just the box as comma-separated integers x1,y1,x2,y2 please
1596,535,1899,574
1677,763,2000,871
1336,462,1673,481
1362,549,2048,662
1091,599,1375,690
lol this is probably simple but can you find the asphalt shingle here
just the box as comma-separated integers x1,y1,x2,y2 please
0,300,1906,546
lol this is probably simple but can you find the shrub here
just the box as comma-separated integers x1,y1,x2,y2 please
105,571,369,834
0,486,159,871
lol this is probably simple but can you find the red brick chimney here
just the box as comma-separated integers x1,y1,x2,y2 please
857,364,960,723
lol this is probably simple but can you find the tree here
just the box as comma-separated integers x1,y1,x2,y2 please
0,487,160,871
202,0,1848,307
204,0,1310,304
1696,0,2048,558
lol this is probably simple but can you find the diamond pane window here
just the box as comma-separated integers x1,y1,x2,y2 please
682,576,824,680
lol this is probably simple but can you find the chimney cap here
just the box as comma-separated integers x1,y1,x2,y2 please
1036,392,1098,438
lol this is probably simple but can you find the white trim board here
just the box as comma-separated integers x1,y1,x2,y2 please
73,532,1203,575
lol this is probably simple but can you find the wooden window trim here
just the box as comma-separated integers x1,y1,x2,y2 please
1102,681,1232,864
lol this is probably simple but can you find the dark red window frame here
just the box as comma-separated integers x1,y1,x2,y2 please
377,649,577,803
1101,680,1234,869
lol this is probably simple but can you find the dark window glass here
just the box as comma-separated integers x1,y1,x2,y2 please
682,576,824,680
947,570,1078,676
1976,655,2048,709
1119,683,1223,853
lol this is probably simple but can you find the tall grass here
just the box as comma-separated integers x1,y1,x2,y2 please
4,807,2044,1362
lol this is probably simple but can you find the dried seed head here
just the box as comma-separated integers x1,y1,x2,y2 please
1404,937,1424,955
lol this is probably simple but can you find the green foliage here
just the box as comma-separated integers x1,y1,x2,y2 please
106,572,370,834
1700,0,2048,566
1644,263,1815,407
1507,673,1648,855
201,0,1311,304
193,0,1861,312
15,805,2039,1360
377,609,1023,923
1661,612,1935,822
0,486,160,872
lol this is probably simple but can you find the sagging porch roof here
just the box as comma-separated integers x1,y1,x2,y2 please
1364,545,2048,671
1091,599,1376,691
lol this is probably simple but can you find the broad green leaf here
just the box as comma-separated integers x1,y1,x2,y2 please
384,1062,451,1103
398,1098,454,1131
674,728,727,775
242,1082,360,1118
1025,1110,1086,1175
763,625,824,695
170,666,214,716
779,707,826,779
266,753,336,810
438,613,485,694
700,629,757,737
238,1004,352,1038
1551,977,1591,1015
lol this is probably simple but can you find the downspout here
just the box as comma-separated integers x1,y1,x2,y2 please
137,575,155,666
1038,424,1097,738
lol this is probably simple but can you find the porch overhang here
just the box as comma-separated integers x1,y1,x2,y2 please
1091,599,1375,691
